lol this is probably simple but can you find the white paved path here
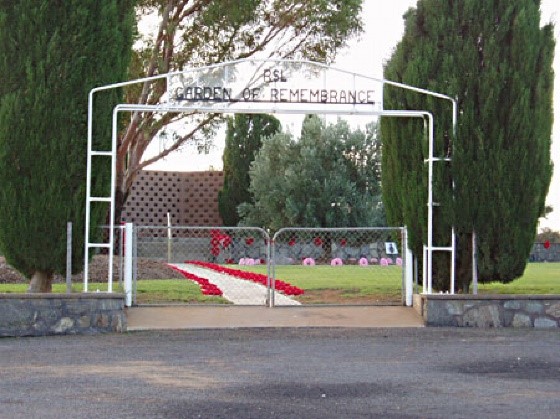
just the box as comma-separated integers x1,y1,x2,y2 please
171,263,301,306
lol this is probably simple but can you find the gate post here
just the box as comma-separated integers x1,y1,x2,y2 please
124,222,133,307
404,227,413,306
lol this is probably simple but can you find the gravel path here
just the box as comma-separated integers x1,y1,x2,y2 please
171,263,301,306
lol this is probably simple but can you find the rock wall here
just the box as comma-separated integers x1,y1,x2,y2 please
414,294,560,327
0,294,126,337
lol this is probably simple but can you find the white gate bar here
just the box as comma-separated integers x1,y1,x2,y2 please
450,228,456,294
422,245,428,294
124,222,133,307
404,227,413,306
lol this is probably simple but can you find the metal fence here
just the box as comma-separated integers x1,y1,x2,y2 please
530,243,560,262
271,227,406,305
126,225,409,307
133,226,271,306
135,226,269,263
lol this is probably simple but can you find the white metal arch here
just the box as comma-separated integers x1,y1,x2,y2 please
84,59,457,297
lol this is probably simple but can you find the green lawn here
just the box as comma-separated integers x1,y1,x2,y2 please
0,280,230,305
238,264,403,304
133,279,230,305
238,262,560,302
477,262,560,294
1,262,558,304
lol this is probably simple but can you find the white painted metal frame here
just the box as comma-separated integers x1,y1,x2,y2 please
84,59,457,295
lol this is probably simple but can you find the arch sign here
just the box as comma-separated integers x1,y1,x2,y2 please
165,59,383,114
84,58,457,304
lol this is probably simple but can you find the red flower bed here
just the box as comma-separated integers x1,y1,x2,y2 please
168,265,223,296
185,260,304,296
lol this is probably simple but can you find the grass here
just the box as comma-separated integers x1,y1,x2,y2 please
238,264,404,303
0,283,100,294
477,262,560,294
1,262,558,304
237,262,560,302
133,279,230,305
0,279,230,305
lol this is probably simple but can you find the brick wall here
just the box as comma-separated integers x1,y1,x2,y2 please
121,170,224,226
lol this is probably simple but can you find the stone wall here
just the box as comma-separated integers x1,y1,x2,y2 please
414,294,560,328
0,294,126,337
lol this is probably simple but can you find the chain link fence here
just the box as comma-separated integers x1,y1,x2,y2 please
530,242,560,262
135,226,269,264
271,227,406,305
133,226,272,306
116,225,408,306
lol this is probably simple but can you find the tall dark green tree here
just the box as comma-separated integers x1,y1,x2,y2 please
381,0,554,291
218,114,280,225
0,1,135,292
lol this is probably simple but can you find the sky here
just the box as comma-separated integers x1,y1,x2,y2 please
144,0,560,231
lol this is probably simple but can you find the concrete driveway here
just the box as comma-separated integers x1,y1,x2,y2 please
126,305,425,330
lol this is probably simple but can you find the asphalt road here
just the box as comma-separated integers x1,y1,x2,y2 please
1,328,559,418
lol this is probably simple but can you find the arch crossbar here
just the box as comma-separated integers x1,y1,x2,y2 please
84,59,457,296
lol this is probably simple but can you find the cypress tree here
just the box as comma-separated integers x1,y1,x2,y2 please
218,114,280,226
0,1,135,291
381,0,554,291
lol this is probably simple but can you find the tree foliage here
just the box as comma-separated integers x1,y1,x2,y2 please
381,0,554,291
0,1,135,291
114,0,364,217
239,115,385,230
218,114,280,226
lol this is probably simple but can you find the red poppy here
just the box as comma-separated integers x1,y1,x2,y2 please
544,240,551,249
288,238,296,246
245,237,254,245
340,238,347,247
313,237,323,246
221,235,232,248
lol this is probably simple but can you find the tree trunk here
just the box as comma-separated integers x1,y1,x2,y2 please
114,186,128,226
27,270,53,293
455,232,473,293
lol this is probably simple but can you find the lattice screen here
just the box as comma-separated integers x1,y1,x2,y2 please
121,170,224,228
